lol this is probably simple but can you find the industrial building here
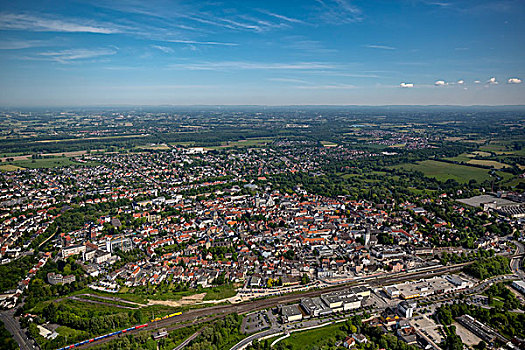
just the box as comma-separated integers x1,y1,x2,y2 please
287,286,369,321
512,280,525,295
280,304,303,323
384,275,472,300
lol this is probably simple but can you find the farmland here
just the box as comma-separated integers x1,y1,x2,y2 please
392,160,493,183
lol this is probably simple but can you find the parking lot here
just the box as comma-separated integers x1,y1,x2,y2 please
409,315,444,345
242,311,270,334
453,321,482,346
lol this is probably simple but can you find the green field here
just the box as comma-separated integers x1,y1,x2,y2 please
274,322,346,349
202,284,237,301
320,141,338,147
70,288,148,304
208,138,274,149
0,164,24,171
467,159,509,169
2,157,98,169
56,325,88,339
172,138,274,150
392,160,492,183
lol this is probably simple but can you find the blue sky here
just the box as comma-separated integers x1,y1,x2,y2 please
0,0,524,106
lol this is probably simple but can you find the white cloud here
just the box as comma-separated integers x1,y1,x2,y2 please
37,48,117,63
487,77,498,85
165,39,238,46
0,13,120,34
0,39,50,50
151,45,174,53
400,82,414,88
457,80,464,84
168,61,335,71
474,80,481,84
508,78,522,84
268,78,309,83
365,44,396,50
294,83,356,89
434,80,447,86
315,0,363,24
258,10,306,24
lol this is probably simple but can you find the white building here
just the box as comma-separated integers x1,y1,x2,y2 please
512,280,525,295
281,305,303,323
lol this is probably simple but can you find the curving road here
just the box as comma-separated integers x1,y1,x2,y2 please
511,241,525,279
0,309,35,350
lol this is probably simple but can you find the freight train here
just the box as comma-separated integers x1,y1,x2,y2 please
56,312,182,350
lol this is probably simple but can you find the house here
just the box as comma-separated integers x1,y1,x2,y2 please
352,334,368,344
343,336,355,348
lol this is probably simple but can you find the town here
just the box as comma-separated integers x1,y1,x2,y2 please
0,108,524,350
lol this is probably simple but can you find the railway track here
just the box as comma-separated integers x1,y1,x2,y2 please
76,261,470,349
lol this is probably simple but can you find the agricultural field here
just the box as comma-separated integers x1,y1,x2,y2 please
0,164,24,171
206,138,274,150
392,160,493,183
9,157,78,169
170,138,274,150
136,143,171,150
1,156,99,169
467,159,510,169
320,141,338,147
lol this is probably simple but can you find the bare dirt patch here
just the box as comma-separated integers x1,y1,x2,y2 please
147,293,206,307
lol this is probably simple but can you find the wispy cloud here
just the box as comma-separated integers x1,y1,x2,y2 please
0,13,121,34
286,37,337,54
257,10,307,24
164,39,238,46
417,1,453,8
315,0,363,23
418,0,521,14
185,12,289,33
107,84,217,90
151,45,174,53
309,71,381,78
168,61,336,71
36,48,117,63
294,83,356,89
365,44,396,50
268,78,310,83
0,39,50,50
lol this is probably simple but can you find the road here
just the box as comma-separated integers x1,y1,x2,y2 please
173,329,202,350
231,310,378,350
230,327,280,350
0,309,35,350
511,241,525,279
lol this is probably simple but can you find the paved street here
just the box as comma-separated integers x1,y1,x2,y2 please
0,309,35,350
511,241,525,279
